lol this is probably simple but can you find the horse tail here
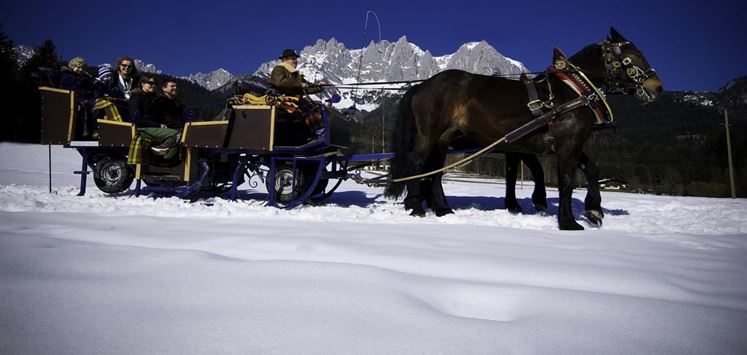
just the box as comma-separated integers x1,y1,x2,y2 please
384,86,418,198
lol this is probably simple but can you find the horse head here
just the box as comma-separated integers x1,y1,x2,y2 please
603,27,663,102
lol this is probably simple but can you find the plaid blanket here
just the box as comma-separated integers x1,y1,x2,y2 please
127,135,152,165
93,98,123,122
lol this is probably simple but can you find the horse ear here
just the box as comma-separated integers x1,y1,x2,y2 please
610,27,627,42
552,47,567,61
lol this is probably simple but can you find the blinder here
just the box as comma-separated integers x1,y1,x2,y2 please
603,40,657,100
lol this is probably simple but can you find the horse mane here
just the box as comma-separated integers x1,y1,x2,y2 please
568,43,606,84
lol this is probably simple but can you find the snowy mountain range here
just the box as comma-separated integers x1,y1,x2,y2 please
13,37,529,110
248,36,529,110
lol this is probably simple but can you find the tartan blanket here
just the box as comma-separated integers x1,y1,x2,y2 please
93,98,123,122
127,135,151,165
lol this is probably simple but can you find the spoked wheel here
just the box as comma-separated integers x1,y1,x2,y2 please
93,156,134,194
266,160,325,208
268,165,305,206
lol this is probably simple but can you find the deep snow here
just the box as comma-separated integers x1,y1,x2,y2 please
1,143,746,355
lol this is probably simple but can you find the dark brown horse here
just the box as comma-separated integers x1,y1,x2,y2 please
385,28,662,230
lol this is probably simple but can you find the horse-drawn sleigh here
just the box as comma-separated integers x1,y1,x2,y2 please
39,28,661,230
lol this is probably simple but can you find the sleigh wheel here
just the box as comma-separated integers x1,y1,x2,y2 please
267,159,326,208
93,156,134,194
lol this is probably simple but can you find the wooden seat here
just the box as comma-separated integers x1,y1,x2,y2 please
39,86,76,144
225,105,276,151
97,119,135,147
182,121,230,149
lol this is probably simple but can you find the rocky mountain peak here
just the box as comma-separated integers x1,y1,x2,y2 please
247,37,530,110
182,68,233,91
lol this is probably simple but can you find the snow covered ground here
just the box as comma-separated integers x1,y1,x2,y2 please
1,142,746,354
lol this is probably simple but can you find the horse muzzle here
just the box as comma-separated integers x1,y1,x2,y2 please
636,76,664,103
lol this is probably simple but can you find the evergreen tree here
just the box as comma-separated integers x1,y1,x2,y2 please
0,28,20,141
14,39,63,142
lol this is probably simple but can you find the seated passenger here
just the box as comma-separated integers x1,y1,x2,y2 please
128,75,161,126
127,75,180,162
110,57,139,100
108,57,139,120
153,79,185,130
59,57,96,139
94,66,114,97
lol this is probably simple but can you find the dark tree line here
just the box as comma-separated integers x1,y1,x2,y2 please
1,30,62,143
0,30,225,144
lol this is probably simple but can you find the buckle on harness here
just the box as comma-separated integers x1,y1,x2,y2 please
527,100,544,112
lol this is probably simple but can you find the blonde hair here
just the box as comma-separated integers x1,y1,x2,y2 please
68,57,86,68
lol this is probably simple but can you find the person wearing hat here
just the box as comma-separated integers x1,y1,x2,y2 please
269,49,328,144
93,66,115,97
269,49,325,96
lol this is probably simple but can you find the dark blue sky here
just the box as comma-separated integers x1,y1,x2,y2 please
2,0,745,91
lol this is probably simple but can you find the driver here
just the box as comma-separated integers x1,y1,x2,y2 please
269,49,325,96
269,49,327,143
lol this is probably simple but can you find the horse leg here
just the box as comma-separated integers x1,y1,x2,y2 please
427,127,461,216
403,142,434,217
504,153,523,214
522,153,548,214
578,152,603,227
404,181,427,217
429,172,453,216
556,155,584,230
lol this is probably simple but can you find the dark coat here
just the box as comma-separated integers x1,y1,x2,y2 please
59,69,96,100
269,63,323,96
154,95,185,129
128,89,160,127
109,72,139,100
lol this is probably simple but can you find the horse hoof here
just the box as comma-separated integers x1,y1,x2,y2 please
409,209,426,218
534,204,548,215
560,220,584,230
584,210,604,228
435,208,454,217
507,207,523,215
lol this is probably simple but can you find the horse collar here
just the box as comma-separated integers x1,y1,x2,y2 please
548,64,613,125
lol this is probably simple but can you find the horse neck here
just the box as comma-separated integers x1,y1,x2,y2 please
568,44,607,87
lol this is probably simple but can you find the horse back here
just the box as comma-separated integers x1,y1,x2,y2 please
410,70,547,151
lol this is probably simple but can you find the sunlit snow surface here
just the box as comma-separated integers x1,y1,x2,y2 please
1,143,746,355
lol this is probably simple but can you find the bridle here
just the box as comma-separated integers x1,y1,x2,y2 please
600,40,658,101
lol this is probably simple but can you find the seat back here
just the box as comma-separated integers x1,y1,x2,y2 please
225,105,275,151
97,119,135,147
39,86,76,144
182,121,230,149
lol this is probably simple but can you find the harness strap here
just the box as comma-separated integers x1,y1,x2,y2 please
505,96,588,143
522,73,543,117
391,96,589,183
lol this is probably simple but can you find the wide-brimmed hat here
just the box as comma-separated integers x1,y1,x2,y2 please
279,49,300,59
